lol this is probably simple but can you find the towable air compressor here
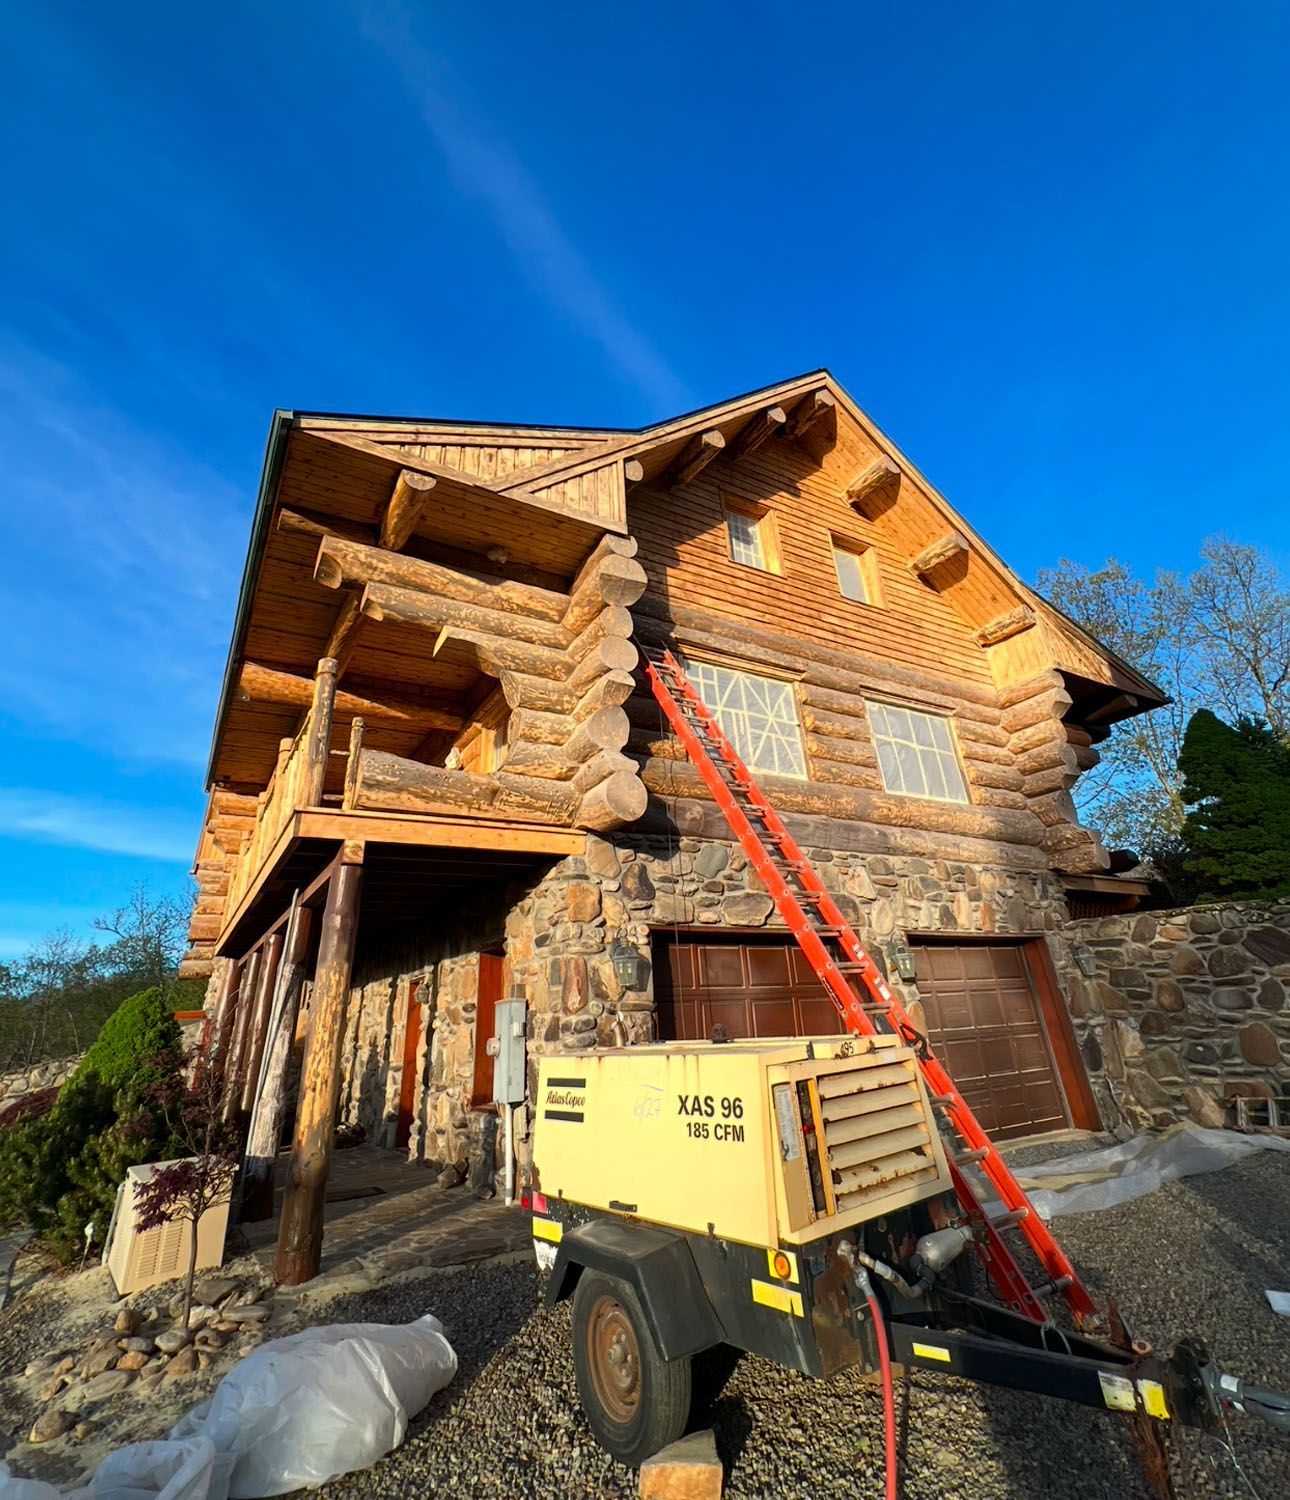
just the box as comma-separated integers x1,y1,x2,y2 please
528,1035,1290,1479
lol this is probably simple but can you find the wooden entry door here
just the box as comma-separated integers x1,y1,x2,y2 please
471,953,506,1107
655,935,844,1041
395,980,422,1149
911,941,1071,1141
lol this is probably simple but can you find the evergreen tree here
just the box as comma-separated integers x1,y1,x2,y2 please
1177,709,1290,902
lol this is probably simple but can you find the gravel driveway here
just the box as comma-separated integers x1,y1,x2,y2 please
317,1150,1290,1500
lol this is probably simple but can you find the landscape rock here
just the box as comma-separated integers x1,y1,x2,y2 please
83,1344,120,1378
72,1421,97,1443
113,1307,140,1335
82,1369,134,1400
163,1346,199,1382
29,1408,71,1444
155,1328,192,1354
116,1350,150,1372
194,1275,238,1307
37,1374,67,1401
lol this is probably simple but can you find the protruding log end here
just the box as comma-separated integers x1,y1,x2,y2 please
577,768,649,831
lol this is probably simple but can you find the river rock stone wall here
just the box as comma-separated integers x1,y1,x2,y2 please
499,830,1094,1174
0,1054,81,1113
1065,901,1290,1130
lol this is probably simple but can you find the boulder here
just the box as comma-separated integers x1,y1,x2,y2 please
155,1328,191,1355
113,1307,140,1335
220,1303,270,1323
1183,1086,1227,1129
194,1275,238,1308
116,1351,150,1372
29,1408,71,1444
37,1374,67,1402
163,1346,199,1382
83,1345,120,1379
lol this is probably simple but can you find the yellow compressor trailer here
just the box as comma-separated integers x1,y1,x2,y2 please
529,1035,1290,1475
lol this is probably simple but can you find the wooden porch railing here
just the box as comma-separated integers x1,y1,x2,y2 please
224,659,338,920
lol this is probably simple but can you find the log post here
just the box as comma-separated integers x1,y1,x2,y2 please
302,659,338,806
238,927,285,1117
220,948,261,1122
342,718,365,809
274,849,364,1285
241,899,315,1223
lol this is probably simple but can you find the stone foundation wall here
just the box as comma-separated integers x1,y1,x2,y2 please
500,830,1097,1173
1066,902,1290,1130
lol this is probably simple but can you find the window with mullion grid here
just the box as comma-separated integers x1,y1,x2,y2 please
686,659,806,779
867,701,969,803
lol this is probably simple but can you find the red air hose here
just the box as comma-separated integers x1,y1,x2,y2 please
864,1282,899,1500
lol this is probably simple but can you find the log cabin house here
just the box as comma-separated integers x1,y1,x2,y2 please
184,370,1165,1282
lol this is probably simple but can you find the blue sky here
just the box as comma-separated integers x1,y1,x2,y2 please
1,2,1288,958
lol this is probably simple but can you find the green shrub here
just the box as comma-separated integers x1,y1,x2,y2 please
0,987,186,1257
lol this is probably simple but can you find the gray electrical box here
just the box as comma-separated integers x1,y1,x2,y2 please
488,998,527,1105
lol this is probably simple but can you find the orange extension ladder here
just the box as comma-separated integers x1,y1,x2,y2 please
642,645,1098,1328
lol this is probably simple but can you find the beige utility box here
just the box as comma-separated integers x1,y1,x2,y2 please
103,1159,231,1295
533,1034,951,1249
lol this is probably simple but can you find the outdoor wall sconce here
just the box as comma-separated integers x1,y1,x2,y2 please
1072,945,1098,977
609,939,644,992
889,940,917,982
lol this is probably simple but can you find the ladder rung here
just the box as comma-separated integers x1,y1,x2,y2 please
929,1094,956,1108
1034,1274,1073,1298
953,1147,990,1166
990,1207,1029,1230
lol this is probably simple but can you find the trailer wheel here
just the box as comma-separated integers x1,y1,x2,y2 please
571,1270,692,1466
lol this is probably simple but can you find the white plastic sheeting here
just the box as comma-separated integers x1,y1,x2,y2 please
1016,1123,1290,1220
0,1315,456,1500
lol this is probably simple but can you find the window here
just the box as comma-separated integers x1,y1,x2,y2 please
832,540,880,605
868,702,969,803
724,501,780,574
687,660,806,778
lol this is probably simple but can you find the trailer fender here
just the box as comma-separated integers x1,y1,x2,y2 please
545,1218,726,1361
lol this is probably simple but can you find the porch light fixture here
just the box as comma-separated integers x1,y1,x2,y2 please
1072,945,1098,978
889,940,917,983
609,939,643,992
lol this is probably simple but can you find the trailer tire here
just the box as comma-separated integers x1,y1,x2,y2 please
571,1269,692,1467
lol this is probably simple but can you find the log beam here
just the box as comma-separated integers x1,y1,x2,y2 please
845,455,901,518
911,530,970,589
277,507,374,545
623,459,645,486
314,534,567,622
275,850,364,1286
380,470,436,551
976,604,1037,647
236,661,461,732
784,389,836,444
666,429,725,488
359,580,569,649
729,405,787,460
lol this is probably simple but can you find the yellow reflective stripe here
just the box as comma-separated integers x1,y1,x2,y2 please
751,1278,803,1317
765,1248,799,1285
532,1217,563,1243
1138,1379,1170,1419
911,1341,952,1364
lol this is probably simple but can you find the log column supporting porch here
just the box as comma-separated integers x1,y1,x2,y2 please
219,948,261,1123
237,927,284,1118
241,896,315,1223
274,842,365,1285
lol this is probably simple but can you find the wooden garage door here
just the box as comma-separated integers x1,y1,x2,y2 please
912,942,1069,1140
655,936,844,1042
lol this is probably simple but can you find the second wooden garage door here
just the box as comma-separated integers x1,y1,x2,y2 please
912,942,1070,1141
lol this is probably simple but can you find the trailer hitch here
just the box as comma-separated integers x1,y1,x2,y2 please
1168,1337,1290,1436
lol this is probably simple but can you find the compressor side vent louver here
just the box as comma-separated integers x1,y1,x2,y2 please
815,1059,941,1214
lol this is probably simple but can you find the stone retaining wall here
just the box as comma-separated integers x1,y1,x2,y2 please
1065,901,1290,1131
0,1054,81,1112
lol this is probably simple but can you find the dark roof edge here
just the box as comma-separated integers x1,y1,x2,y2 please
203,410,296,789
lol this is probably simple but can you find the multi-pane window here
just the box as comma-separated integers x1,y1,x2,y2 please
868,702,968,803
687,660,806,778
724,502,778,573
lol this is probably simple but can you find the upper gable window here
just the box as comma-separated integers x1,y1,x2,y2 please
687,659,805,778
831,538,881,606
723,500,780,574
868,702,968,803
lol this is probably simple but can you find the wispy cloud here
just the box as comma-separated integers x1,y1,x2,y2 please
0,340,244,770
0,789,193,864
354,4,689,412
